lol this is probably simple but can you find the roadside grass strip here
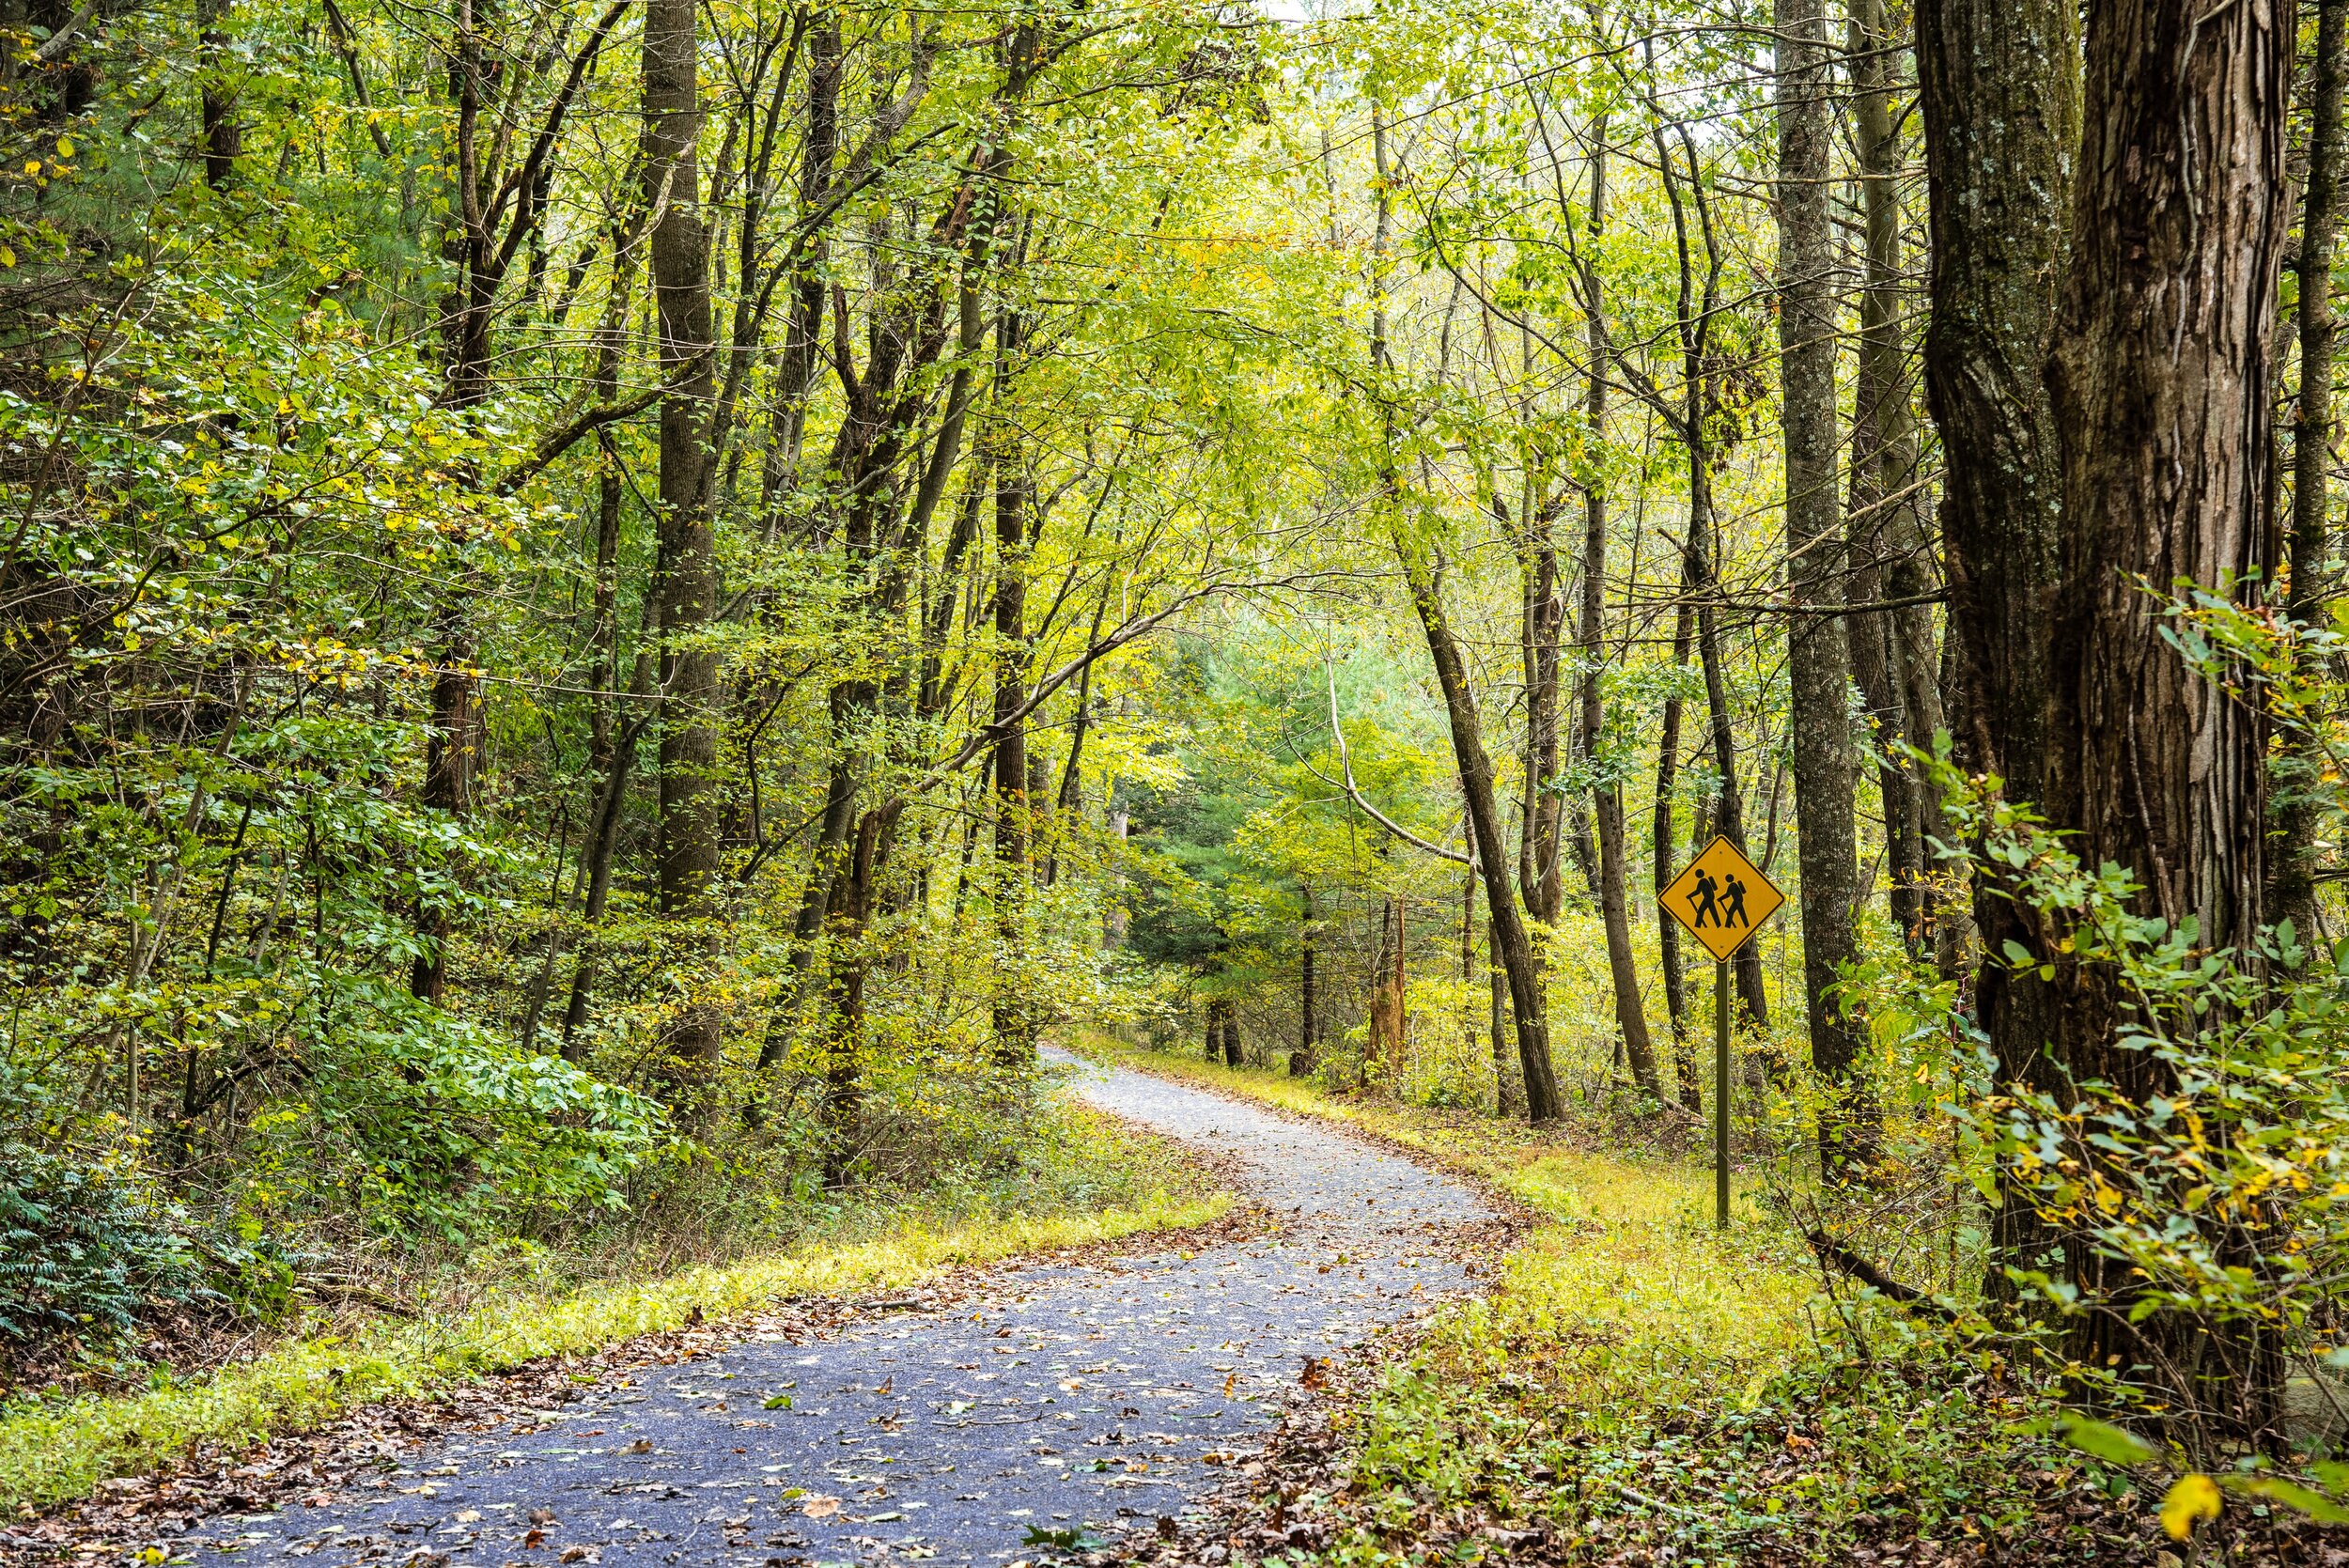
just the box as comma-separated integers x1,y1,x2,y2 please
1079,1041,1817,1462
0,1188,1227,1513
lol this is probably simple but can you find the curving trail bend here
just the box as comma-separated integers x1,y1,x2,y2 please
185,1048,1501,1568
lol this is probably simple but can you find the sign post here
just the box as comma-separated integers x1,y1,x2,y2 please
1660,835,1785,1230
1716,954,1729,1229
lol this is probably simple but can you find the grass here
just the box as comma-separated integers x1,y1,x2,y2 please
0,1096,1230,1514
1088,1039,2120,1562
1073,1035,1816,1396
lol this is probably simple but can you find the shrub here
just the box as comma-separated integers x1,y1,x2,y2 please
0,1146,205,1351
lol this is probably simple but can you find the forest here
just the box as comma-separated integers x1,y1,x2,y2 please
4,0,2349,1560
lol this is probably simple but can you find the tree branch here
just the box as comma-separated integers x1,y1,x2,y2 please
492,354,709,496
1323,663,1472,865
1804,1229,1957,1321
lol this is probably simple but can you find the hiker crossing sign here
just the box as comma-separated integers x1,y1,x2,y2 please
1662,835,1784,961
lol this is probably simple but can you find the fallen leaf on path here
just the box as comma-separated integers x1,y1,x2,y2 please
801,1497,842,1519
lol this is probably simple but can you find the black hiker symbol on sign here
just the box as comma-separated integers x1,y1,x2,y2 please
1689,869,1719,928
1721,874,1749,929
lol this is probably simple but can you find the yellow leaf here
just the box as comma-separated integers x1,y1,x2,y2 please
2161,1473,2222,1540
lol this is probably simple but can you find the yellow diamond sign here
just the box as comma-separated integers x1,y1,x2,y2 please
1661,834,1784,961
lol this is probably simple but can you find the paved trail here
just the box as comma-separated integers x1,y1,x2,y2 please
192,1052,1499,1568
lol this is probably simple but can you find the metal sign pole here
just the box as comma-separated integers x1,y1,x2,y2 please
1715,956,1730,1230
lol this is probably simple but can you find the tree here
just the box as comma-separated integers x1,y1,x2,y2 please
642,0,723,1094
1915,0,2080,1296
1577,141,1662,1098
2275,0,2349,939
2042,0,2289,1430
1775,0,1871,1174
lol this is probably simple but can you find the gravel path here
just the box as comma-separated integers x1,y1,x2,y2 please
188,1050,1500,1568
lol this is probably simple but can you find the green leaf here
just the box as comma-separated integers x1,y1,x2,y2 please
2057,1416,2157,1467
2224,1475,2349,1525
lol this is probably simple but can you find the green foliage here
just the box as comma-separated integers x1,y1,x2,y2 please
0,1145,203,1348
0,1134,311,1353
1901,753,2349,1452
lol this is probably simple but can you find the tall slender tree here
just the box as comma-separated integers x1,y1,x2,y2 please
643,0,723,1091
2276,0,2349,941
1776,0,1872,1174
1576,139,1660,1096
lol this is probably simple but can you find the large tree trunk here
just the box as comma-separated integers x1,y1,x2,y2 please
1916,0,2078,1298
1577,146,1659,1096
2276,0,2349,942
644,0,723,1091
2044,0,2288,1433
1777,0,1873,1176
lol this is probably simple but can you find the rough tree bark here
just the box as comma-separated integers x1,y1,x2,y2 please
1777,0,1873,1175
1915,0,2078,1294
2045,0,2288,1433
